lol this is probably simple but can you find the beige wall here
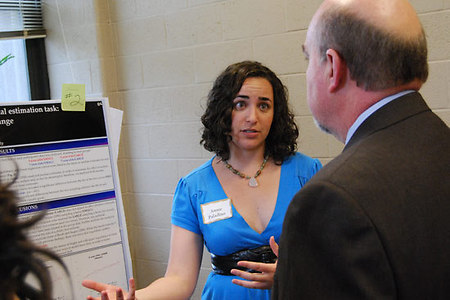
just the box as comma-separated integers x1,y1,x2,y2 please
42,0,450,297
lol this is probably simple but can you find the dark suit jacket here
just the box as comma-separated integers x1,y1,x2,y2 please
273,92,450,299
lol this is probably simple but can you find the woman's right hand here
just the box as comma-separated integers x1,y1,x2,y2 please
81,226,203,300
82,278,136,300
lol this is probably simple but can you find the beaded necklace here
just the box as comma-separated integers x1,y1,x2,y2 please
224,157,268,187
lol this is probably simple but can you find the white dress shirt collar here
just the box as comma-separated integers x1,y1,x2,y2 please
345,90,415,145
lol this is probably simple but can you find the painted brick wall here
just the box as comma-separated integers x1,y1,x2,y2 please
43,0,450,298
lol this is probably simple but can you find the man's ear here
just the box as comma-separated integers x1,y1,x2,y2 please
325,49,346,92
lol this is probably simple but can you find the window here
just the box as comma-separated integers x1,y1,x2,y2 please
1,39,29,101
0,0,49,102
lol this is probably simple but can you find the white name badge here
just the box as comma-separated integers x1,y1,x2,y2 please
201,199,233,224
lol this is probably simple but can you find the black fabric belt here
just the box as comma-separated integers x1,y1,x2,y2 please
211,245,277,276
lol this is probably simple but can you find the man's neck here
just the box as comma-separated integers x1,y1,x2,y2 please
344,90,416,144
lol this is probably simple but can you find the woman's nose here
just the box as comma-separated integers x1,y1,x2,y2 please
246,105,258,122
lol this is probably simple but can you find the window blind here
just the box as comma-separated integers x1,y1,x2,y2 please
0,0,46,39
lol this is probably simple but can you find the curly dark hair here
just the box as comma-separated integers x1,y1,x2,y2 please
200,61,298,164
0,169,69,300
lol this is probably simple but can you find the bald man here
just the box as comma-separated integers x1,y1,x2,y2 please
273,0,450,299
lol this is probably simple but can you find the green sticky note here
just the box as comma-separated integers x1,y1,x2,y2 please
61,84,86,111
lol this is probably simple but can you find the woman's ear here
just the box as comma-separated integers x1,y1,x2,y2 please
325,49,346,92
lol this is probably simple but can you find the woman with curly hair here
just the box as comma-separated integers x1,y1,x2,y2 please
83,61,321,300
0,171,69,300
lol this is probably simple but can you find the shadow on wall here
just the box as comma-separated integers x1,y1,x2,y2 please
93,0,137,285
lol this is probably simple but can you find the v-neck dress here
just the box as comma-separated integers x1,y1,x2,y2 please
171,152,322,300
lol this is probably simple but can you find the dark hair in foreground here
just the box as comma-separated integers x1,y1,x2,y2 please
317,7,428,91
0,171,68,300
200,61,298,163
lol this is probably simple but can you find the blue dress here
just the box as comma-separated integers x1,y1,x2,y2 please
171,152,322,299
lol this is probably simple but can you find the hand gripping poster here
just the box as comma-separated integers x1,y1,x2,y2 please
0,99,131,299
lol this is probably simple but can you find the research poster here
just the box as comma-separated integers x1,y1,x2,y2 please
0,99,131,299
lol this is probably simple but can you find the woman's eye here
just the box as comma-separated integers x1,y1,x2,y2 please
234,101,245,110
259,103,270,111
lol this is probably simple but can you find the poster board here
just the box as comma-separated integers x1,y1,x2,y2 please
0,98,131,299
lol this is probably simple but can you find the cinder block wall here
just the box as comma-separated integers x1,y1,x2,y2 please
43,0,450,298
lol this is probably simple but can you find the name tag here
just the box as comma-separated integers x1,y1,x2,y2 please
201,199,233,224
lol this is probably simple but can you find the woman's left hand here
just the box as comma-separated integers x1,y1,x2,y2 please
230,236,278,289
